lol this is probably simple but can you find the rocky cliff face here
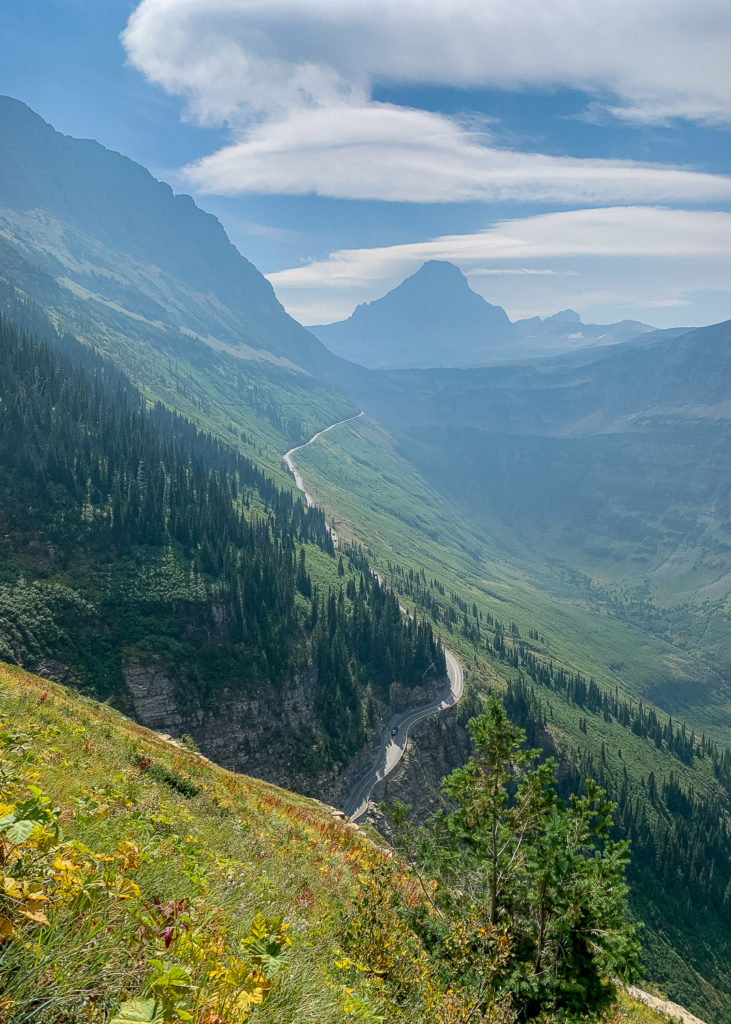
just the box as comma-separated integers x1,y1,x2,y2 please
122,656,349,802
122,656,453,808
366,705,472,834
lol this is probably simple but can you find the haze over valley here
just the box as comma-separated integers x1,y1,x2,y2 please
1,3,730,1022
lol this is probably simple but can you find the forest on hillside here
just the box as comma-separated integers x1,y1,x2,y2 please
0,300,444,769
387,559,731,1020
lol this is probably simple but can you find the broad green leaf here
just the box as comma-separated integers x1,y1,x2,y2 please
3,819,38,845
109,997,164,1024
148,961,192,994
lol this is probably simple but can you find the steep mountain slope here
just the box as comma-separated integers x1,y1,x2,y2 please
0,95,365,486
0,98,728,1021
0,661,431,1023
311,260,652,368
0,95,337,375
0,306,445,801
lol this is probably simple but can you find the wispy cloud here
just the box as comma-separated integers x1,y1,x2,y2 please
264,207,731,325
124,0,731,126
468,268,578,277
123,0,731,203
180,104,731,204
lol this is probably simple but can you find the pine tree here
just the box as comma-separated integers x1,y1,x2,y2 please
409,700,638,1018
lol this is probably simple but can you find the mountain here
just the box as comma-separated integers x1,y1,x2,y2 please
0,98,729,1021
0,95,347,383
311,260,653,368
312,260,512,367
511,307,655,357
0,303,445,801
0,95,379,490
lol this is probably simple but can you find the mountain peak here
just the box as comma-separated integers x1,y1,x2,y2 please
546,309,581,324
374,260,481,305
350,259,510,326
312,261,511,369
414,259,467,278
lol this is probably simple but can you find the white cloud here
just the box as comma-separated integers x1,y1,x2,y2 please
468,269,577,277
264,207,731,325
181,104,731,203
124,0,731,125
641,298,693,308
122,3,731,327
123,1,731,204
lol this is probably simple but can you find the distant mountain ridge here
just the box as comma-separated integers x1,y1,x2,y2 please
312,260,654,368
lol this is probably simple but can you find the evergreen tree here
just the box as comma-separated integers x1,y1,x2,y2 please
402,700,638,1019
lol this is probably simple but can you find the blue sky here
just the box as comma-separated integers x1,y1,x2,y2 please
3,0,731,328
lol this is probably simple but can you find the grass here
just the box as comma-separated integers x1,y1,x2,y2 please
292,413,731,745
0,662,394,1023
0,662,691,1024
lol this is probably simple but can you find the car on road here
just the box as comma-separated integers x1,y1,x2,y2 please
391,726,399,737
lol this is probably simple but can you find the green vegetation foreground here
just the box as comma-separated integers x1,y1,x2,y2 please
0,665,653,1024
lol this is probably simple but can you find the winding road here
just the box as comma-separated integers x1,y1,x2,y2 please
284,412,364,547
342,648,463,820
283,413,464,822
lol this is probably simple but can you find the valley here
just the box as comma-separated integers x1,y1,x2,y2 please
0,95,729,1022
284,412,465,819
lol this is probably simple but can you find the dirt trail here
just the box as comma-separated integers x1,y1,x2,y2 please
626,986,708,1024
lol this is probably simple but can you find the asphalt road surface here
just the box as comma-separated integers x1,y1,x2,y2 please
341,648,464,821
283,411,364,509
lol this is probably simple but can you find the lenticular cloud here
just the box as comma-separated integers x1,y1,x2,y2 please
124,0,731,125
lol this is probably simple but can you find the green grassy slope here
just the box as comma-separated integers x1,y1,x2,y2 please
0,237,355,486
398,419,731,702
291,414,731,744
285,416,731,1021
0,661,690,1024
0,662,407,1023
